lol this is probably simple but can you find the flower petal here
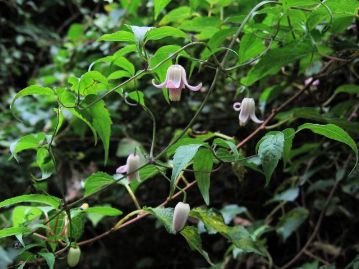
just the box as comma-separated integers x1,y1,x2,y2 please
169,88,182,101
250,112,264,124
186,82,202,92
181,65,202,92
116,165,128,174
166,65,182,88
152,79,166,89
239,109,250,126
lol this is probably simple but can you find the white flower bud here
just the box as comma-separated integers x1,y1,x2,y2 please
126,153,140,181
172,202,190,233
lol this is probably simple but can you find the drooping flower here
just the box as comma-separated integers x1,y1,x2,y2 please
152,64,202,101
233,98,263,126
172,202,190,233
116,153,140,181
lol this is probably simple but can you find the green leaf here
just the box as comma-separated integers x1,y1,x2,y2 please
297,123,358,169
86,99,112,164
10,133,46,160
242,42,314,86
239,32,266,64
130,164,165,192
113,57,135,75
0,227,30,239
283,128,295,167
84,172,115,197
67,107,98,144
145,26,188,42
227,226,263,254
271,187,299,203
170,144,202,195
145,207,174,233
258,132,284,185
10,85,55,111
120,0,141,15
12,206,43,226
36,148,55,180
98,31,135,42
70,214,85,241
166,137,205,157
39,253,55,269
85,206,123,216
190,208,228,234
67,23,84,42
0,194,61,209
180,226,213,265
220,205,247,224
107,70,131,81
128,90,145,106
179,17,221,39
193,148,213,205
335,84,359,95
159,6,192,25
154,0,172,20
201,28,237,59
276,207,309,241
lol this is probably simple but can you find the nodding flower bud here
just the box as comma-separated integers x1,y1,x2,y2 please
152,64,202,101
233,98,263,126
67,246,81,267
305,77,320,87
116,153,140,181
172,202,190,233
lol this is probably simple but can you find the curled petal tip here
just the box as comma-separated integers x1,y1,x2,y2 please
250,113,263,124
152,79,166,89
185,82,202,92
233,102,241,111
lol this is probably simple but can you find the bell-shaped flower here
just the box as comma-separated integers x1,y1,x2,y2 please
116,153,140,181
152,64,202,101
233,98,263,126
172,202,190,233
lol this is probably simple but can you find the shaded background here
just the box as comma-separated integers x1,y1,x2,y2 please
1,0,359,268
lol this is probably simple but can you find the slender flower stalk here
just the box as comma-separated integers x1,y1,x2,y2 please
233,98,263,126
116,153,141,181
152,64,202,101
172,202,190,233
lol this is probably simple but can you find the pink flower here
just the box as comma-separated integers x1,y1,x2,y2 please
116,153,140,181
152,64,202,101
172,202,190,233
233,98,263,126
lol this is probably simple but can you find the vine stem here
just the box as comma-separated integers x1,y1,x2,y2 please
123,183,141,210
